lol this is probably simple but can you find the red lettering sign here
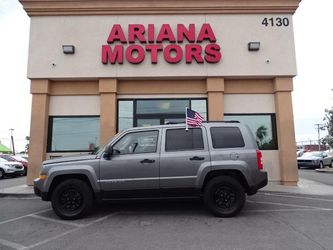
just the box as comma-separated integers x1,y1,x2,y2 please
102,23,222,65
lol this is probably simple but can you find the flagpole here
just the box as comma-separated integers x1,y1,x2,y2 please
185,107,188,131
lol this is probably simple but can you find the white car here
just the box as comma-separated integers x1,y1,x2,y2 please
0,158,24,179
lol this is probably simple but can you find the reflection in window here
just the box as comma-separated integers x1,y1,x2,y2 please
137,100,189,114
191,99,207,120
48,116,100,152
118,101,133,131
224,114,278,150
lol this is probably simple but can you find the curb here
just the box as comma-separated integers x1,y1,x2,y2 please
315,168,333,173
0,193,37,198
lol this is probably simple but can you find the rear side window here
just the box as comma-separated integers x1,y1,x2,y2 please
210,127,245,149
165,128,204,151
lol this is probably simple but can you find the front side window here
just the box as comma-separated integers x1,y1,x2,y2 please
224,114,278,150
48,116,100,152
113,130,159,155
165,128,204,152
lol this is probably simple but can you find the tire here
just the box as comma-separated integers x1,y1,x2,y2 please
203,176,245,218
23,167,27,176
51,179,93,220
0,169,4,179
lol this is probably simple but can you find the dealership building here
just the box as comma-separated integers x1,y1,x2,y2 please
20,0,301,185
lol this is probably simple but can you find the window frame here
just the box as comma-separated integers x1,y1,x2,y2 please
224,113,278,150
47,115,100,153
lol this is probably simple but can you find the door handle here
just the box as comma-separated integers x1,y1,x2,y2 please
140,159,155,164
190,156,205,161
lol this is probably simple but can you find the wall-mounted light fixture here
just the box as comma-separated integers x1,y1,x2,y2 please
62,45,75,54
248,42,260,51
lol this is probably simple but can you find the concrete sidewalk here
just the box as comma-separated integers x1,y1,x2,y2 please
1,177,333,197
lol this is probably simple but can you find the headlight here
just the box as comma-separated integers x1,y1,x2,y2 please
39,174,47,180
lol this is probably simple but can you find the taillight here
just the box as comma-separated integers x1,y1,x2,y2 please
256,150,264,170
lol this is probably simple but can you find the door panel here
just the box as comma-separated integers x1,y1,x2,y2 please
159,127,210,189
99,130,161,197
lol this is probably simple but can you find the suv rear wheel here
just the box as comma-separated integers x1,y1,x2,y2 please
51,179,93,220
204,176,245,217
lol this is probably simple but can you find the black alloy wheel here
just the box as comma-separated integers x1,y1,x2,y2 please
204,176,245,217
51,179,93,220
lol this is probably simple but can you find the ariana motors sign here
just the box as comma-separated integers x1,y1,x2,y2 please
101,24,222,65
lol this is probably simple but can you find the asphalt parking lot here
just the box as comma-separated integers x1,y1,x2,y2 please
1,191,333,250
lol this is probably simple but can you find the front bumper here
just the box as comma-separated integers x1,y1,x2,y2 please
33,178,48,200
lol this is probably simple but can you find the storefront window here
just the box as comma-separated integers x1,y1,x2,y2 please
118,99,207,132
191,99,207,120
48,116,100,152
224,114,278,150
118,101,134,131
136,100,189,114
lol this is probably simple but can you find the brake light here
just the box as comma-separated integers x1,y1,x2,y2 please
256,150,264,170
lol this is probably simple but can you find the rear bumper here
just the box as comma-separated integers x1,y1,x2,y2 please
247,171,268,195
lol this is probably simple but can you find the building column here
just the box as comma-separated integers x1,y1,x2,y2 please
274,77,298,186
27,80,50,185
207,78,224,121
99,79,117,145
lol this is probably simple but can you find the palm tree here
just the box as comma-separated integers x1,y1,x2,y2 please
256,125,268,146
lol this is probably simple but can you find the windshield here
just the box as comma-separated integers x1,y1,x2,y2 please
0,158,8,162
302,152,322,157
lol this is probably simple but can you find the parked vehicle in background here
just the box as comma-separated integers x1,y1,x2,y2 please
297,151,333,169
34,122,268,220
0,154,28,176
0,158,24,179
296,150,304,157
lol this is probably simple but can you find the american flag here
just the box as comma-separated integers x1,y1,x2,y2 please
186,108,204,128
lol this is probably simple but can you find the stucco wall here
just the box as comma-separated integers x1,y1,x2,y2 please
28,14,296,79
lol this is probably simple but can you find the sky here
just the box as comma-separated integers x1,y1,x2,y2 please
0,0,332,152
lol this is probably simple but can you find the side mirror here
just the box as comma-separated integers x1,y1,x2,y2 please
103,145,113,159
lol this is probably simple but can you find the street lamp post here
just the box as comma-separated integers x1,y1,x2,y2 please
314,123,325,151
9,128,15,155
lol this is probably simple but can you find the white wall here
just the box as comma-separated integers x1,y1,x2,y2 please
49,96,100,115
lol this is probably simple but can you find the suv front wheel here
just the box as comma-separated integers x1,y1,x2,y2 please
204,176,245,217
51,179,93,220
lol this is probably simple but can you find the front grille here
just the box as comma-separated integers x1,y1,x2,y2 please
297,160,312,163
15,166,23,169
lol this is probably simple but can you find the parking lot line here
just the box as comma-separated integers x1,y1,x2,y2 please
247,208,331,213
0,238,26,250
247,200,333,211
0,208,52,225
23,212,120,250
29,214,85,228
259,192,333,202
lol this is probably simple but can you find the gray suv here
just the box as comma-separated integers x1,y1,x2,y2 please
34,122,267,219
